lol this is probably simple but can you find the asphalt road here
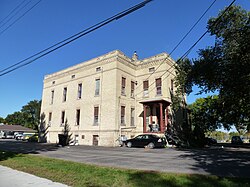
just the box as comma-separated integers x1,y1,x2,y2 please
1,139,250,178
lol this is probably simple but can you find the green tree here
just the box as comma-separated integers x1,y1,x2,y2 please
189,95,221,146
21,100,41,130
176,5,250,132
0,117,5,123
5,111,26,125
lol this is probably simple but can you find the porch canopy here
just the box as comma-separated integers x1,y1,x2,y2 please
140,99,171,133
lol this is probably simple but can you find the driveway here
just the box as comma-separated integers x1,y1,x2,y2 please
0,139,249,178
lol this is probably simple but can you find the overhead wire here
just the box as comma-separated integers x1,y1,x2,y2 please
0,0,153,77
134,0,218,96
0,0,27,25
0,0,31,30
0,0,42,36
135,0,236,97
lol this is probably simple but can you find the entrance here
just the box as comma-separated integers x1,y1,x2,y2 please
92,135,99,146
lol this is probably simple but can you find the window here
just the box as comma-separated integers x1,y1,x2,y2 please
94,106,99,125
143,80,149,97
121,77,126,95
71,75,75,79
63,87,67,102
52,81,55,85
76,109,80,126
95,78,100,96
149,67,155,72
77,83,82,99
48,112,52,126
171,79,174,93
156,78,162,95
51,90,54,104
121,106,125,125
96,67,101,72
74,135,79,144
61,111,65,126
131,108,135,126
131,81,135,98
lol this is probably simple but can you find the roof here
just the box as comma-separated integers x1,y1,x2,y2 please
139,98,171,105
0,124,36,132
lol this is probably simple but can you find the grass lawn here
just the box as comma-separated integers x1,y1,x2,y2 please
0,151,249,187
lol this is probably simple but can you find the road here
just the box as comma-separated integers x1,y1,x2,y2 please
0,139,250,178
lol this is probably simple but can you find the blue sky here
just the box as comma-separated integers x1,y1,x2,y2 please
0,0,249,118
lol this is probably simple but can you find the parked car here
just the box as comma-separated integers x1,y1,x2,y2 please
15,133,24,140
3,131,15,139
22,133,35,141
28,134,38,142
124,134,166,148
205,137,217,145
231,136,243,144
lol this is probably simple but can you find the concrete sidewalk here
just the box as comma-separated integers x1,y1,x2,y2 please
0,165,68,187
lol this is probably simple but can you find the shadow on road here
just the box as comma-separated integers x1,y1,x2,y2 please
176,145,250,178
0,139,59,160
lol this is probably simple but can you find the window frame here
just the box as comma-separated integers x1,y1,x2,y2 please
121,106,125,125
63,87,67,102
61,111,65,126
95,78,100,96
131,81,135,98
121,77,126,96
143,80,149,97
76,109,80,126
93,106,99,125
50,90,54,104
77,83,82,99
130,107,135,126
156,78,162,96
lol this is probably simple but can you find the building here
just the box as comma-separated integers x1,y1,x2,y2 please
41,50,179,146
0,123,36,139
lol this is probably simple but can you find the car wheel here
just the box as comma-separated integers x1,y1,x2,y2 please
148,142,155,149
127,142,132,148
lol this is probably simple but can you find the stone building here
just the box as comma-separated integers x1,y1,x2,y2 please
41,50,179,146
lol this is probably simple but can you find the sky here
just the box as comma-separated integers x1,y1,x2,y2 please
0,0,249,118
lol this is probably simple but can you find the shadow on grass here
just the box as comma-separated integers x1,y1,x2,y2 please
175,146,250,178
128,170,250,187
0,151,21,161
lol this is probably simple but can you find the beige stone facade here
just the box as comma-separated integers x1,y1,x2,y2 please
41,50,177,146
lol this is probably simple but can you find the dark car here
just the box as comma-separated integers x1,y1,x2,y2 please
231,136,243,144
125,134,166,149
205,137,217,145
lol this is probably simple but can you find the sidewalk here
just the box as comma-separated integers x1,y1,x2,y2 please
0,165,68,187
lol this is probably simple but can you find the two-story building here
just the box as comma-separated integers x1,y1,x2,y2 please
41,50,179,146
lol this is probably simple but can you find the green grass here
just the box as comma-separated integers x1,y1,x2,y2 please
0,151,249,187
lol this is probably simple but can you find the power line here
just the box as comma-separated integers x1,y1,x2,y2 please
0,0,42,36
0,0,153,77
0,0,27,25
135,0,236,97
134,0,218,96
0,0,31,29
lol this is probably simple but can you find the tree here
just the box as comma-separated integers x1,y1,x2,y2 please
0,117,5,123
176,5,250,132
2,99,41,130
5,111,26,125
189,95,221,146
21,100,41,130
